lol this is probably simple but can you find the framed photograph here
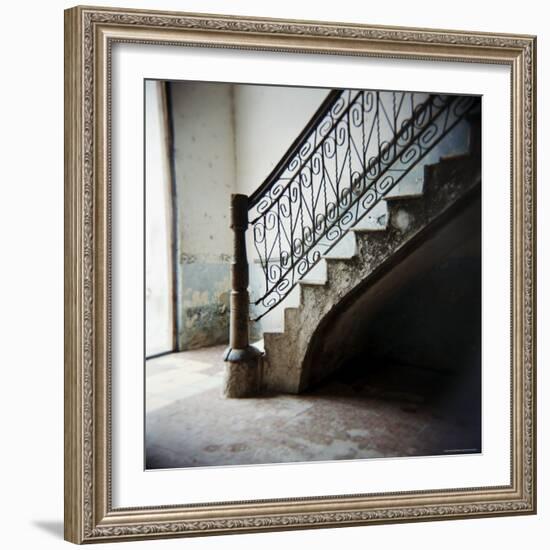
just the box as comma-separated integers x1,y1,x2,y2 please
64,5,537,544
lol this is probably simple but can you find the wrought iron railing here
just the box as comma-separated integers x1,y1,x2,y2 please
246,89,479,320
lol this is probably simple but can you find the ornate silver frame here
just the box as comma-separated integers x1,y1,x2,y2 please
64,5,536,544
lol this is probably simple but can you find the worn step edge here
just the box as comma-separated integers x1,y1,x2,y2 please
321,253,357,260
323,255,358,265
437,152,471,164
351,225,387,233
384,192,424,202
298,279,325,286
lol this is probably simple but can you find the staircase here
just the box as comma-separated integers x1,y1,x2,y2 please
223,88,481,397
261,149,480,393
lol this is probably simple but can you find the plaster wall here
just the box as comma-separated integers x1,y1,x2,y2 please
170,81,327,347
170,81,235,350
233,85,329,196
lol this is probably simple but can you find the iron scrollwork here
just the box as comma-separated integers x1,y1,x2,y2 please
248,89,479,320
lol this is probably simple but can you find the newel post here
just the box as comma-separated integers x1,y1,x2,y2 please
223,194,261,397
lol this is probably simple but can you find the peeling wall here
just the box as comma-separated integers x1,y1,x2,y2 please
170,82,235,350
179,257,231,350
170,81,326,349
171,82,328,350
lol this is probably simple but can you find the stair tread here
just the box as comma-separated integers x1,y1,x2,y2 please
324,255,356,262
321,254,356,260
384,192,424,202
351,225,387,233
299,279,326,286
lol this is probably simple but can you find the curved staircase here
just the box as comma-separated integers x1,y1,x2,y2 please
223,88,481,397
261,149,480,393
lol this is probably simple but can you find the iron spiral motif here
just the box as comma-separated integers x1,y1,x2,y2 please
248,89,479,320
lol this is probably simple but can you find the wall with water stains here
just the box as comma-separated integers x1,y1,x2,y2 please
170,81,337,349
171,82,235,350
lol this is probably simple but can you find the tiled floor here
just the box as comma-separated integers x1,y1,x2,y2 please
146,345,481,469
